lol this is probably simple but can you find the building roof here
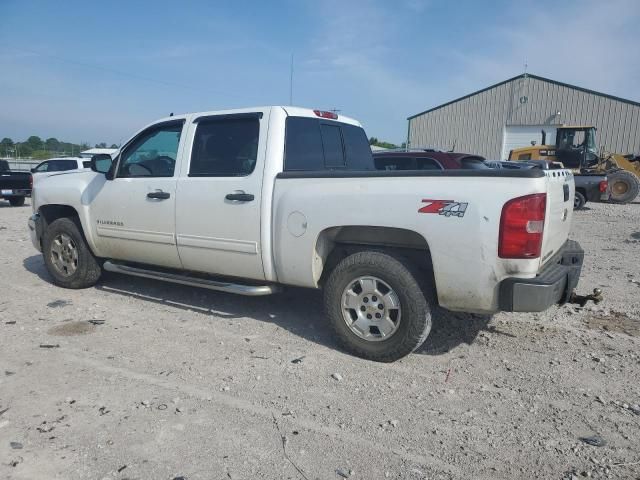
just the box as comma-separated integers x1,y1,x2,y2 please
408,73,640,120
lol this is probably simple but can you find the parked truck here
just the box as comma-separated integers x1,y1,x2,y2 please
29,106,589,361
0,159,31,206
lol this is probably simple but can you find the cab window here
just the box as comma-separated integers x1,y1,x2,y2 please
189,116,260,177
49,160,79,171
118,122,183,178
34,161,50,172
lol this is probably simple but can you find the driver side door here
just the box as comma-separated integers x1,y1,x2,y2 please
88,120,185,269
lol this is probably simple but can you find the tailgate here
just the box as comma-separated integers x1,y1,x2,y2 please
540,170,573,265
0,172,31,190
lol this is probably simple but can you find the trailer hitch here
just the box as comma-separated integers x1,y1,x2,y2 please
569,288,603,307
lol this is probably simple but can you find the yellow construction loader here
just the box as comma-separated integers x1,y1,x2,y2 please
509,126,640,203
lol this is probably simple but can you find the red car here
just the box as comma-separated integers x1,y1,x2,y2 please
372,149,488,171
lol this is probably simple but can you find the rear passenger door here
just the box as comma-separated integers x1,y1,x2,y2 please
175,111,267,280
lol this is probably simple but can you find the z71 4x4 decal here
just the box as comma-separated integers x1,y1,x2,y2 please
419,199,468,218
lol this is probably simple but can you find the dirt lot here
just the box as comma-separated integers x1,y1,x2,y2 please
0,200,639,480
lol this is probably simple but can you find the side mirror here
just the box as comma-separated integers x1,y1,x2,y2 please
90,154,113,175
31,168,36,173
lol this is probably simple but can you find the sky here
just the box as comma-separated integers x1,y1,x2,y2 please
1,0,639,146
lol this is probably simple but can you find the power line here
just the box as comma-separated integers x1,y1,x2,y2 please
0,45,213,94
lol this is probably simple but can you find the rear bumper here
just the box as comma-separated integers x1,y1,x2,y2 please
498,240,584,312
28,213,43,252
584,187,609,202
599,188,610,202
0,189,31,198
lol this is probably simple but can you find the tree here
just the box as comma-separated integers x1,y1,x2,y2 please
26,136,43,151
369,137,398,149
95,142,107,148
110,144,119,149
80,143,90,151
1,138,13,157
18,143,32,157
32,150,51,160
45,137,60,152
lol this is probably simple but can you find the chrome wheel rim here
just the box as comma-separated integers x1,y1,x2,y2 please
612,181,628,195
50,234,78,277
341,276,401,341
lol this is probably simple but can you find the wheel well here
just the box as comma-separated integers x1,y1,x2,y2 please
315,226,434,287
575,187,586,196
39,204,80,226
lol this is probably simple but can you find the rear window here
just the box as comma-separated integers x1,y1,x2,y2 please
416,157,443,170
460,157,490,170
374,156,414,171
373,156,442,171
320,124,345,168
284,117,373,171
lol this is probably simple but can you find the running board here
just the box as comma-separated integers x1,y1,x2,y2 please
103,261,279,296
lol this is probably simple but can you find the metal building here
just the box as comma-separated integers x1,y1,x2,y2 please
407,73,640,160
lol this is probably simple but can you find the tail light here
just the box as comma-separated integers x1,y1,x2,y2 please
499,193,546,259
599,180,608,192
313,110,338,120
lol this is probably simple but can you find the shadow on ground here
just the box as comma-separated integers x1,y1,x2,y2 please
23,254,492,358
417,306,493,355
0,202,31,209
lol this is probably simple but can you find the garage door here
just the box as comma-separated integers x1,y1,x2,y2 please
501,126,557,160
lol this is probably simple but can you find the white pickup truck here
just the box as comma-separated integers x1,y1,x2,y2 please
28,106,587,361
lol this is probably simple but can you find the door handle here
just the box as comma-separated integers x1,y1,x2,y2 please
147,191,171,200
225,193,254,202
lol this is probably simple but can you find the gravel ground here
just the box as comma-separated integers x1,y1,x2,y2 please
0,200,639,480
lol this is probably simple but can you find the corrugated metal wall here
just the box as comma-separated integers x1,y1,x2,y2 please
408,76,640,159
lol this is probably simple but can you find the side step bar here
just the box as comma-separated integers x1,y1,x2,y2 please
103,261,279,296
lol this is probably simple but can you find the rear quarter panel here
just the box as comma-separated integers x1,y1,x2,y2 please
272,174,551,313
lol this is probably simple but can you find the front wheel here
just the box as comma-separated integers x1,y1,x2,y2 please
8,196,25,207
42,217,102,289
324,251,432,362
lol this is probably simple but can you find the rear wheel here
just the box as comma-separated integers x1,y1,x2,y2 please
608,170,639,203
574,191,586,210
42,217,102,289
8,196,25,207
324,250,432,362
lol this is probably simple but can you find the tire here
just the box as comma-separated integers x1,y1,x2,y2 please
8,196,25,207
574,191,586,210
324,250,432,362
42,217,102,289
608,170,640,203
